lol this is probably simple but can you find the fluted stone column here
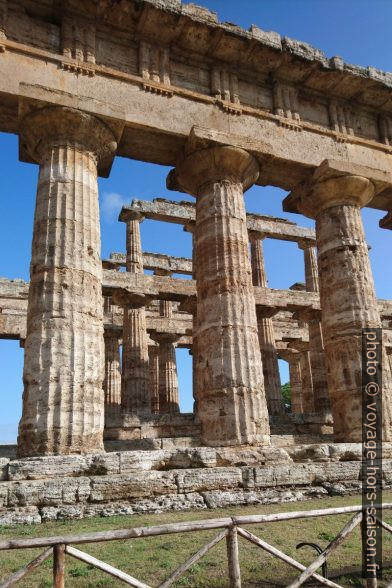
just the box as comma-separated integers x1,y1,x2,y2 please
289,354,303,414
279,349,302,414
298,240,330,416
171,145,270,446
299,348,314,413
104,329,122,419
148,344,160,414
120,215,151,414
151,333,180,414
249,232,284,416
296,166,392,441
18,106,117,456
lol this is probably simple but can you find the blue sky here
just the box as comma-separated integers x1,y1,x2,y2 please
0,0,391,442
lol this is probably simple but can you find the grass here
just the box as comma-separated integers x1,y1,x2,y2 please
1,493,392,587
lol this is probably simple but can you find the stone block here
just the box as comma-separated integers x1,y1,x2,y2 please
90,472,177,502
8,455,89,481
0,484,8,507
0,458,9,481
329,443,362,462
216,446,291,467
175,467,242,493
287,444,331,462
0,507,41,525
120,450,167,472
7,477,91,507
165,448,217,469
8,453,120,481
131,492,206,514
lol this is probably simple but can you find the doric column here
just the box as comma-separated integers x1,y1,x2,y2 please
279,349,302,414
103,328,122,420
171,145,270,446
298,239,330,416
249,232,284,416
151,332,180,414
148,344,160,414
300,240,319,292
294,163,392,441
299,348,314,413
119,214,151,415
17,106,117,457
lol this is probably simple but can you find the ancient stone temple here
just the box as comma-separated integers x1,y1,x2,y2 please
1,0,392,524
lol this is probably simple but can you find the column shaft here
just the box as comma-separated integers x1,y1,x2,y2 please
299,350,314,413
317,203,391,439
158,338,180,413
104,329,122,419
289,357,303,414
250,236,284,416
18,107,116,456
149,345,160,414
300,242,330,415
121,219,150,414
297,171,392,441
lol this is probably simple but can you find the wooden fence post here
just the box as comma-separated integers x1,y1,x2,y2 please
226,525,241,588
53,544,65,588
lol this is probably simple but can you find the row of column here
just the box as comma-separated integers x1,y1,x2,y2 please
16,104,392,456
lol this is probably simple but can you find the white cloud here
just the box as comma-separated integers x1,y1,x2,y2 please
100,192,129,223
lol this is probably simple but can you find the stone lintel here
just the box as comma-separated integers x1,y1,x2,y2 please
107,251,193,275
124,198,316,242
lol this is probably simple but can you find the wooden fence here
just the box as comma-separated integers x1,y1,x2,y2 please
0,503,391,588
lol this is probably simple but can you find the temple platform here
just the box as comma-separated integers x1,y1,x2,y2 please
0,441,387,526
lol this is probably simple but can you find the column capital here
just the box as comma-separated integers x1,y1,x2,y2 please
297,238,315,251
285,160,379,219
248,230,267,242
278,348,300,363
19,106,118,175
149,331,181,345
112,288,152,309
168,145,259,197
119,208,145,223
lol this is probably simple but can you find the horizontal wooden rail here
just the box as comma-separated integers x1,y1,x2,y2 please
3,504,391,552
1,504,391,588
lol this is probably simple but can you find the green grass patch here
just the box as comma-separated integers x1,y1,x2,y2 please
1,493,392,586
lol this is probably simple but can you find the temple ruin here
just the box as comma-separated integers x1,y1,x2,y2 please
0,0,392,525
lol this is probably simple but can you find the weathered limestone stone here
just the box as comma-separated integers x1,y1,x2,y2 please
0,507,41,526
17,106,117,457
215,446,291,467
249,232,284,416
295,164,392,442
298,240,330,416
7,477,91,507
175,467,242,493
0,458,8,481
90,471,177,502
8,453,120,481
202,487,328,509
118,217,151,415
103,323,122,420
172,145,270,446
